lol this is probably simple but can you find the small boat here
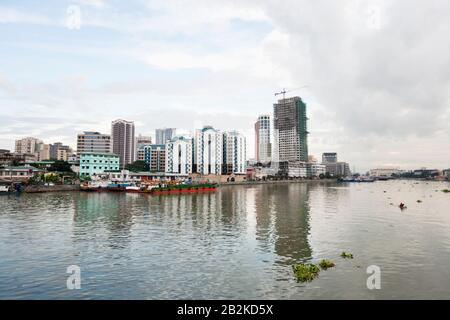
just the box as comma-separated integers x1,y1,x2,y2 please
107,183,131,192
80,181,108,192
0,185,13,194
125,185,142,193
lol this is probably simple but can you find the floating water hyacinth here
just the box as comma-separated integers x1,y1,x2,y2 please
341,252,354,259
292,263,320,282
319,259,336,270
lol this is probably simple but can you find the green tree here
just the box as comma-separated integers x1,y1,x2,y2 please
48,161,73,173
125,160,149,172
44,173,60,183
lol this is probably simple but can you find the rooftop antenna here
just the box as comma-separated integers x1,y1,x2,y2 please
275,86,308,100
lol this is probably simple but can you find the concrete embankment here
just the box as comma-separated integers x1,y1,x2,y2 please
219,179,336,187
24,185,80,193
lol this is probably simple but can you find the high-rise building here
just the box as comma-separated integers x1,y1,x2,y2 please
49,142,72,160
223,131,247,174
77,132,111,155
143,144,166,172
165,136,194,175
57,149,70,162
111,119,135,168
273,97,309,163
321,153,351,177
37,144,51,161
255,114,272,163
322,152,337,164
155,128,176,145
15,137,43,155
136,135,153,161
194,126,223,175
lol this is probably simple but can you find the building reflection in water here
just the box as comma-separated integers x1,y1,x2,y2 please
73,193,138,249
72,184,311,264
253,183,312,265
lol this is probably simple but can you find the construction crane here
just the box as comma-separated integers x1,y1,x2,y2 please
275,86,307,100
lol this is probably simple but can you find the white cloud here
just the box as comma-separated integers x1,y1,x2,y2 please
76,0,108,9
0,6,52,25
1,0,449,171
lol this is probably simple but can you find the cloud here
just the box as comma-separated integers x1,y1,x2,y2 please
76,0,108,9
1,0,449,171
0,6,52,25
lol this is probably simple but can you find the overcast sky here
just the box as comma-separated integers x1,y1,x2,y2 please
1,0,449,172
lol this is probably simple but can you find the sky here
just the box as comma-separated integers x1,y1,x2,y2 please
0,0,449,172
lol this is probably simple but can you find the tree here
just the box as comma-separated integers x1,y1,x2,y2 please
44,173,60,183
48,161,73,173
125,160,148,172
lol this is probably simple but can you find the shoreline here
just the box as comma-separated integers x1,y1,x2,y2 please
219,179,337,187
10,178,448,194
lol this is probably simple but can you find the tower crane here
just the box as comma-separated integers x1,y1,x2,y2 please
274,86,307,100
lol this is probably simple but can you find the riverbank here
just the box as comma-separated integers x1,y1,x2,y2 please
219,179,337,186
24,185,80,193
19,179,336,193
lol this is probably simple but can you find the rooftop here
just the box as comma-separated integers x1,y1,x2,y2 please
79,152,119,157
0,166,42,171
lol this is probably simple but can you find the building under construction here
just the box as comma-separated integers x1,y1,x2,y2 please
273,96,309,174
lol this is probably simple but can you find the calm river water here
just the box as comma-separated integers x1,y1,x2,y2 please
1,180,450,299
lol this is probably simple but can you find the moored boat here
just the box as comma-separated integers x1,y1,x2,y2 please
125,185,142,193
80,181,109,192
107,183,131,192
0,185,14,194
146,183,218,195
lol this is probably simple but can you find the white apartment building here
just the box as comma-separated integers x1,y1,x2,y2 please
194,126,224,175
255,114,271,163
224,131,247,174
165,136,194,175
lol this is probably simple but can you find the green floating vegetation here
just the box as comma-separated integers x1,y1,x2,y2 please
341,252,354,259
292,263,320,282
442,189,450,193
417,200,422,203
319,259,336,270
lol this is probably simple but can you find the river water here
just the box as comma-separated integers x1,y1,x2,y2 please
1,180,450,299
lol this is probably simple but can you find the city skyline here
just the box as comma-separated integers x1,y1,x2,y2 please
1,1,449,172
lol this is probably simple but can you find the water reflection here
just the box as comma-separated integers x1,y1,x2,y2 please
3,180,450,299
258,183,312,265
73,193,135,249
